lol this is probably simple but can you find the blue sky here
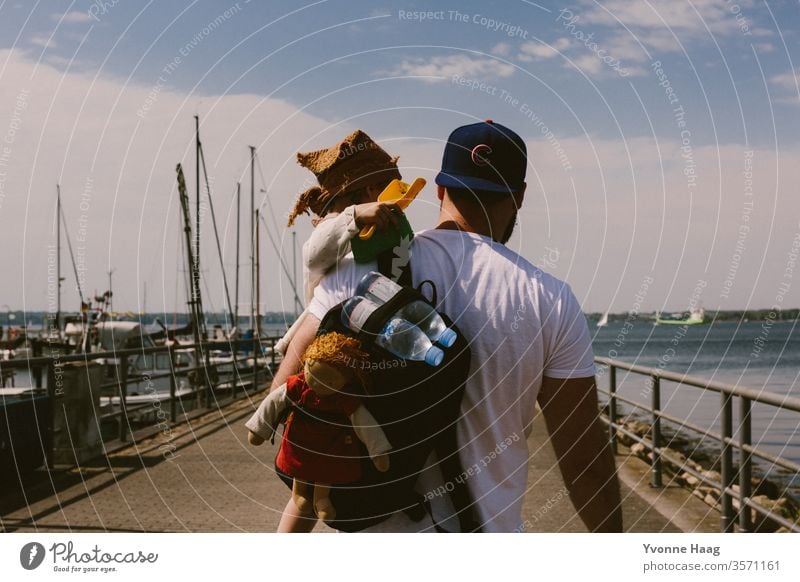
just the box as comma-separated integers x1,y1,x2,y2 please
1,0,799,315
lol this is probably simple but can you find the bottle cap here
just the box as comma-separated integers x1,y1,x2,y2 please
437,328,457,348
424,346,445,367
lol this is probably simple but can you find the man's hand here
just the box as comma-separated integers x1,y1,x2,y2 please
537,375,623,532
354,201,402,231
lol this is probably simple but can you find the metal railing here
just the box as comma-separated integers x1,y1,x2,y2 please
1,336,282,469
595,356,800,533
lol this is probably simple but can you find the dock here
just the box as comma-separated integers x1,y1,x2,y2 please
0,392,718,533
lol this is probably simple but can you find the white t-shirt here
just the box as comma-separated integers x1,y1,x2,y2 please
307,229,596,532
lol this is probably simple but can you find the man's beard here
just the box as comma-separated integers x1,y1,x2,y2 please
499,209,518,244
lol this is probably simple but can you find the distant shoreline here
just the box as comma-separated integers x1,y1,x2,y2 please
589,309,799,323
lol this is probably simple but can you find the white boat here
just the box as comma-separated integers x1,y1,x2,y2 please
597,312,609,327
655,307,705,325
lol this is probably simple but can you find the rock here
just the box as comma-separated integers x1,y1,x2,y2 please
616,429,633,446
692,488,705,501
698,486,720,501
702,470,721,485
630,443,647,457
683,473,700,487
684,458,703,472
774,527,792,533
627,421,650,437
751,477,780,499
703,493,720,509
662,447,687,466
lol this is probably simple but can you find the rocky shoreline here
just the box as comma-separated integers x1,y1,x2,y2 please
613,416,800,532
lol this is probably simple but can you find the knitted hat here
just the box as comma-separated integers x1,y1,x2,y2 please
287,130,401,226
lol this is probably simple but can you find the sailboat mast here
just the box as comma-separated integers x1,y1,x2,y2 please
249,145,255,332
255,208,261,336
56,184,62,332
235,182,240,329
194,115,201,326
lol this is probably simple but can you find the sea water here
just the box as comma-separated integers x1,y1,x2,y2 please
592,318,800,495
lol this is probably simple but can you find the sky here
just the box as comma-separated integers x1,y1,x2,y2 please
0,0,799,317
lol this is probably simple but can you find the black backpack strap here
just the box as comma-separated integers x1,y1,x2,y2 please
377,243,412,286
435,424,484,533
377,245,482,533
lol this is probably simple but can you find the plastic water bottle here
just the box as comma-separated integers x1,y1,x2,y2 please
356,271,457,348
341,297,444,367
355,272,404,304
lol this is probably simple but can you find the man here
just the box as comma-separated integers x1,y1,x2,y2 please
273,120,622,533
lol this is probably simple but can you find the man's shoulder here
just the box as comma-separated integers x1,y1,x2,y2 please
413,229,568,290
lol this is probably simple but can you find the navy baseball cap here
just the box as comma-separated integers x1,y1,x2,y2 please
435,120,527,194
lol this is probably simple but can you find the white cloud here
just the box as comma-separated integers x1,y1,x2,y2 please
770,69,799,91
578,0,756,35
383,55,515,82
518,38,570,62
29,34,58,49
491,42,512,57
753,42,775,53
53,11,95,24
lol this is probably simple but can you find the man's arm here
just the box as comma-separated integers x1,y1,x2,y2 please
270,312,321,390
537,375,623,532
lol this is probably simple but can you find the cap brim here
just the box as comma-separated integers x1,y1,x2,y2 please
435,171,521,194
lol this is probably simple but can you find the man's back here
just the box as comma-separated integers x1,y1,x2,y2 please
308,228,596,531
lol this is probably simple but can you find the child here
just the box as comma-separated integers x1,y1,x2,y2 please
274,129,403,355
253,130,402,532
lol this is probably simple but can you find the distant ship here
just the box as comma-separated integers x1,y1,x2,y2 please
655,307,705,325
597,312,609,327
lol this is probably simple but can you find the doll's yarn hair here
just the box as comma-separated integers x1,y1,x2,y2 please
301,332,371,392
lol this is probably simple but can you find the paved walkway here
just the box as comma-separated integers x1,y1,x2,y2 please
0,396,718,533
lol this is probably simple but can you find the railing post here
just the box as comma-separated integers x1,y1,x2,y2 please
270,337,276,371
721,390,735,532
739,396,752,532
118,355,129,443
650,375,662,488
231,342,238,401
608,365,618,454
203,347,211,410
44,359,55,470
169,346,177,424
252,336,259,392
32,340,43,388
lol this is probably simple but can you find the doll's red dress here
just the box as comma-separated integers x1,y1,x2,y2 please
276,373,363,483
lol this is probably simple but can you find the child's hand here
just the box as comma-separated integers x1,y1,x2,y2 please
372,453,390,472
248,430,265,446
354,202,402,231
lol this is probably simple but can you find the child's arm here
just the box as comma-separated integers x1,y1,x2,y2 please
245,383,291,445
350,404,392,472
302,202,402,303
304,202,402,273
304,206,359,274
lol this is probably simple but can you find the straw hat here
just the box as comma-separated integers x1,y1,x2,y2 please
287,130,400,226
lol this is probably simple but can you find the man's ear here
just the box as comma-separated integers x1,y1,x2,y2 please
437,185,445,201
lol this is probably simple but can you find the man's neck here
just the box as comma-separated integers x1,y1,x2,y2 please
435,217,496,241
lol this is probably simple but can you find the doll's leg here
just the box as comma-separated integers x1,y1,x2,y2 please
313,483,336,521
291,479,314,516
277,497,318,533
